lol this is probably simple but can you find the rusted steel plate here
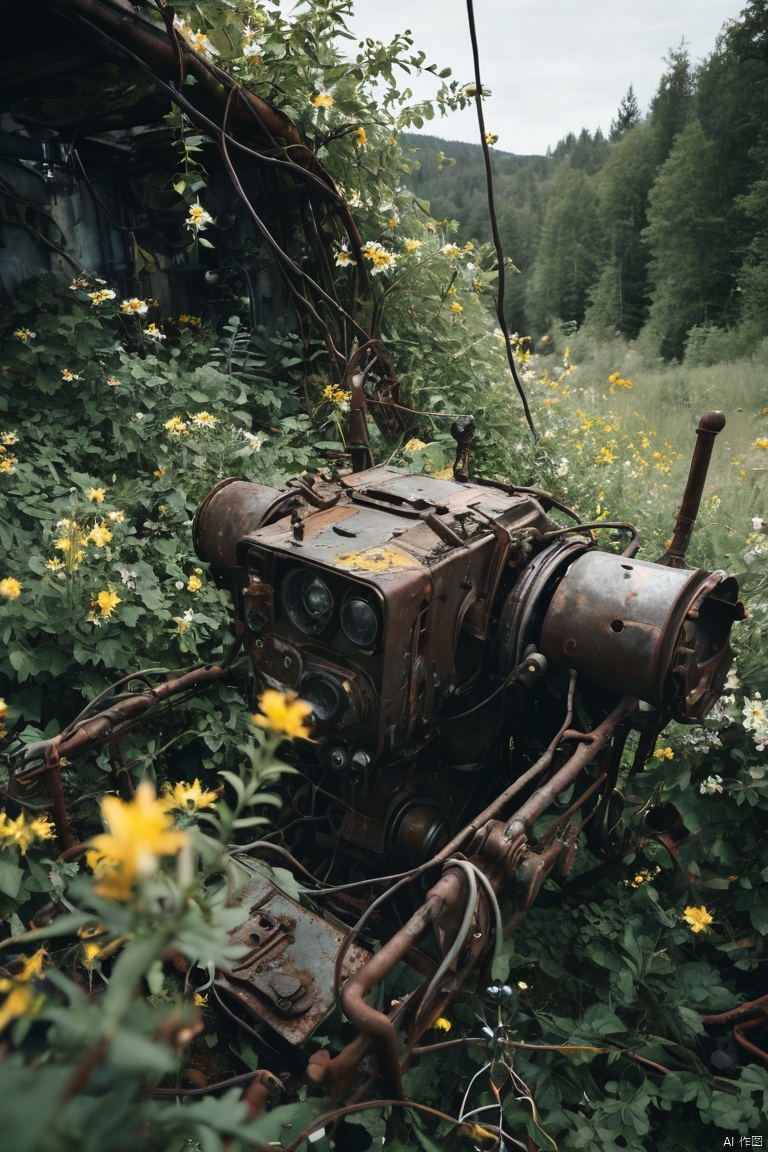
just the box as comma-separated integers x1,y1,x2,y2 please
215,873,371,1046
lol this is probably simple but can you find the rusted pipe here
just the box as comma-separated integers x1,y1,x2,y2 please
701,993,768,1026
308,868,468,1098
503,697,636,846
15,664,225,773
45,743,74,853
659,410,726,567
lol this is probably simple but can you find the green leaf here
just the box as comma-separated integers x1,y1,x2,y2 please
0,856,25,900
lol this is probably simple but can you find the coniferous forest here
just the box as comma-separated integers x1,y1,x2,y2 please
406,4,768,362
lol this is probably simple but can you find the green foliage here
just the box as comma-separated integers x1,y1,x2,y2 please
643,121,732,359
0,275,315,733
525,167,605,329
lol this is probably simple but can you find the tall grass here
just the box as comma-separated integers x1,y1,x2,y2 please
523,344,767,573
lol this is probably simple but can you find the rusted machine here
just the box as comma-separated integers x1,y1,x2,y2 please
188,408,740,1095
5,405,742,1096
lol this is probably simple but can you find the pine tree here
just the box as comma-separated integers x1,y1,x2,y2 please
642,120,731,357
609,85,640,141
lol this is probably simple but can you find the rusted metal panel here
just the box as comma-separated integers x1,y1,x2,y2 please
215,874,371,1047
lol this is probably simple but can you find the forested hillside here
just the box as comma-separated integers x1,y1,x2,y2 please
405,3,768,361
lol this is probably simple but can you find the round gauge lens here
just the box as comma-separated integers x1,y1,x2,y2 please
283,569,334,634
304,577,333,620
341,596,380,649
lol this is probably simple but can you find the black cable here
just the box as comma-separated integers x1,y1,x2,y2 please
465,0,537,441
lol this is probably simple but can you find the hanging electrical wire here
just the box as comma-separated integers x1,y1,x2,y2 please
465,0,538,440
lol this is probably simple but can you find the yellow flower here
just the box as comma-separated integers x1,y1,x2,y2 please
0,699,6,722
87,289,116,305
107,378,121,387
322,384,351,406
485,132,498,145
0,948,48,1031
162,779,218,812
88,523,112,548
187,574,202,593
107,510,125,523
0,812,55,854
94,588,122,617
252,689,313,741
595,447,615,465
10,949,47,984
353,127,367,145
654,746,674,760
682,905,713,934
61,369,81,382
0,577,22,600
404,239,422,253
0,983,38,1032
154,468,165,479
87,487,106,504
164,416,189,436
312,92,334,108
403,438,426,453
608,371,633,393
433,1016,452,1032
755,438,768,451
441,243,460,259
81,940,103,975
13,328,34,341
145,323,166,341
451,301,464,313
88,781,188,902
0,457,17,473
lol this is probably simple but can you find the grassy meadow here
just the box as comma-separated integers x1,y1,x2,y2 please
519,338,768,575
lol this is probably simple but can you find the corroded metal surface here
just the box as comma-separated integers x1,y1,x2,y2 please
215,875,371,1047
539,551,742,718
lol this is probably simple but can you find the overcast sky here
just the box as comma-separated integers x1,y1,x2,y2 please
349,0,746,155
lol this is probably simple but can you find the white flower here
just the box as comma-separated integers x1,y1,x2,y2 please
243,431,263,451
743,692,768,751
361,241,396,275
752,516,765,533
186,201,214,232
700,775,723,795
120,298,148,316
